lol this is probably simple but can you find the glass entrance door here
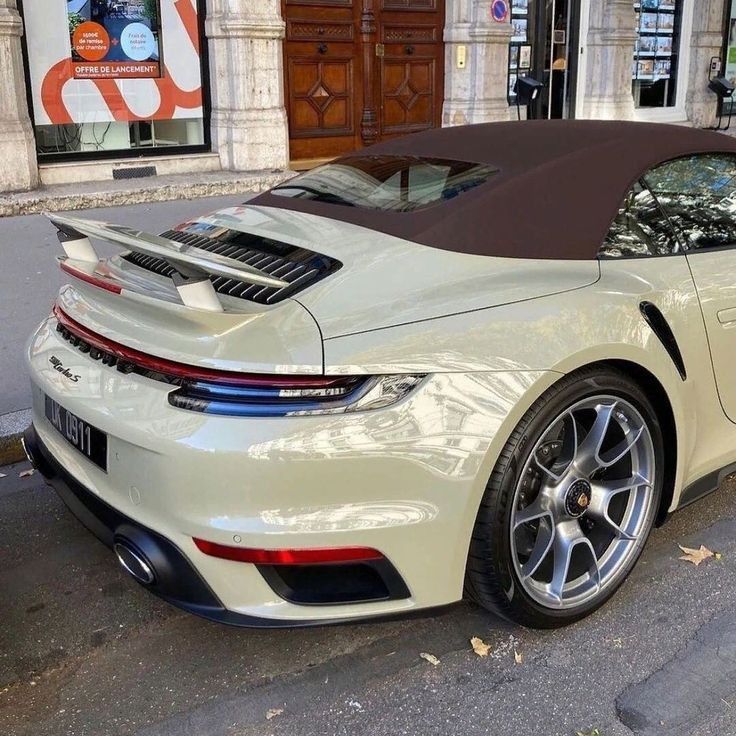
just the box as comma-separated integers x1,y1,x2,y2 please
508,0,581,119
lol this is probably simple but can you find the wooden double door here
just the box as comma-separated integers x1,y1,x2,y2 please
283,0,445,161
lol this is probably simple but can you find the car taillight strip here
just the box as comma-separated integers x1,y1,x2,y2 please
59,261,123,295
52,304,364,393
192,538,385,565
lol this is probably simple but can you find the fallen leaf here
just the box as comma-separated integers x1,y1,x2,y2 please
575,730,601,736
419,652,440,666
19,469,34,478
514,649,523,664
265,708,283,720
678,544,715,566
470,636,491,657
715,552,724,561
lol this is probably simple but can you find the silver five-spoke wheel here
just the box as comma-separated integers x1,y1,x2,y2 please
509,395,655,610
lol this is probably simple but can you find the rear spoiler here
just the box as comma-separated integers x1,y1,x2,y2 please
46,213,289,313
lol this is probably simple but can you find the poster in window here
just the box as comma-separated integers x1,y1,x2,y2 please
24,0,203,124
657,13,675,32
519,45,531,68
511,18,527,42
640,13,659,32
511,0,528,14
654,59,671,78
656,35,673,54
67,0,162,79
637,35,656,55
636,59,655,79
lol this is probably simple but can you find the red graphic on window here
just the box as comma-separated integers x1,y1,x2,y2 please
42,0,201,123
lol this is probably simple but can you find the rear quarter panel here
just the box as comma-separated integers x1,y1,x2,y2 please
323,255,736,514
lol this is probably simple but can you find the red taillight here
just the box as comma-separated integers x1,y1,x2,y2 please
52,304,359,390
192,538,384,565
60,260,123,294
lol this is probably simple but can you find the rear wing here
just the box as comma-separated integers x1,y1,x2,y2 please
47,213,289,313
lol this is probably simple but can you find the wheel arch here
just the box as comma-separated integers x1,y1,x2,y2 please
583,358,677,525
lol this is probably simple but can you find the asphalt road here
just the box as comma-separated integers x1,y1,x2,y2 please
4,460,736,736
0,195,245,417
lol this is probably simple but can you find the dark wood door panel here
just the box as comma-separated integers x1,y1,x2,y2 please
283,0,444,159
381,57,435,135
287,57,354,138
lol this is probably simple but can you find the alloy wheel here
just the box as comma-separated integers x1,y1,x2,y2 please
509,395,656,610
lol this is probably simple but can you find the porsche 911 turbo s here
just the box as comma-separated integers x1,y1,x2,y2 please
23,120,736,628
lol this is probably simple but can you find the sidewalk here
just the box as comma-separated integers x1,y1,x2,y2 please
0,190,268,463
0,168,291,217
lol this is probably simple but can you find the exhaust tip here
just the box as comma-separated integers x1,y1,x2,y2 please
114,541,155,585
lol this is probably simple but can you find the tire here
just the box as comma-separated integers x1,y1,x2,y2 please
465,365,664,628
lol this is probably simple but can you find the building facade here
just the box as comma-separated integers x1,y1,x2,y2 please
1,0,734,194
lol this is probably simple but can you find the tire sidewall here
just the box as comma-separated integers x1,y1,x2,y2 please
486,370,665,627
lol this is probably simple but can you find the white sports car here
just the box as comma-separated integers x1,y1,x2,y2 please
23,121,736,628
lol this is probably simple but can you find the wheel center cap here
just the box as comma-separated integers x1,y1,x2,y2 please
565,479,592,517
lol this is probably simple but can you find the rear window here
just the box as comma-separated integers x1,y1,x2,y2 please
271,155,497,213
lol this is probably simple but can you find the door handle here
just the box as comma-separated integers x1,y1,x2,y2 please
317,43,328,54
717,307,736,325
405,45,415,55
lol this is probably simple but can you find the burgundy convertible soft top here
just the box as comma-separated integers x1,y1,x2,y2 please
252,120,736,260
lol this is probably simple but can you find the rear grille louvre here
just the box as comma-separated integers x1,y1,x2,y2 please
122,228,340,304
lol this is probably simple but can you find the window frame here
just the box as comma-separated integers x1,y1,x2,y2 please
632,0,695,123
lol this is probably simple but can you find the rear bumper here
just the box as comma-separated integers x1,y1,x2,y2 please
25,424,407,628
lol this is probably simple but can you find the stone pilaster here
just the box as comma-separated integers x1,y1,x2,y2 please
0,0,38,193
579,0,637,120
206,1,289,172
685,0,725,128
443,0,513,126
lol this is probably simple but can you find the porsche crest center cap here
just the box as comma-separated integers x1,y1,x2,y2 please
566,479,592,517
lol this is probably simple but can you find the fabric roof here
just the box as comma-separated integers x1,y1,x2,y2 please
252,120,736,260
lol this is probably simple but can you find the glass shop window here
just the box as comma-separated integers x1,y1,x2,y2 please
599,181,681,258
632,0,682,108
23,0,208,158
644,154,736,251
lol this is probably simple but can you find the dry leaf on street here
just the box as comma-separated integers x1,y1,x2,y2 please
419,652,440,666
470,636,491,657
678,544,715,566
265,708,283,720
514,649,523,664
19,469,34,478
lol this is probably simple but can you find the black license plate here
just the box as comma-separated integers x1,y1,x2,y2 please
45,395,108,472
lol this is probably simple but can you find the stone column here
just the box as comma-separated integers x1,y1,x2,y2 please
206,0,289,172
579,0,637,120
685,0,725,128
0,0,38,193
443,0,513,126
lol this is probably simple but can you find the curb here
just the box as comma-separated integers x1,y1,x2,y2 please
0,170,294,218
0,409,32,466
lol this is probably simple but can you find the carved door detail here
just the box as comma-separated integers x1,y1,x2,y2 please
282,0,444,160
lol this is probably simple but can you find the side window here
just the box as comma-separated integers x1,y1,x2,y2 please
644,154,736,251
599,181,680,258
